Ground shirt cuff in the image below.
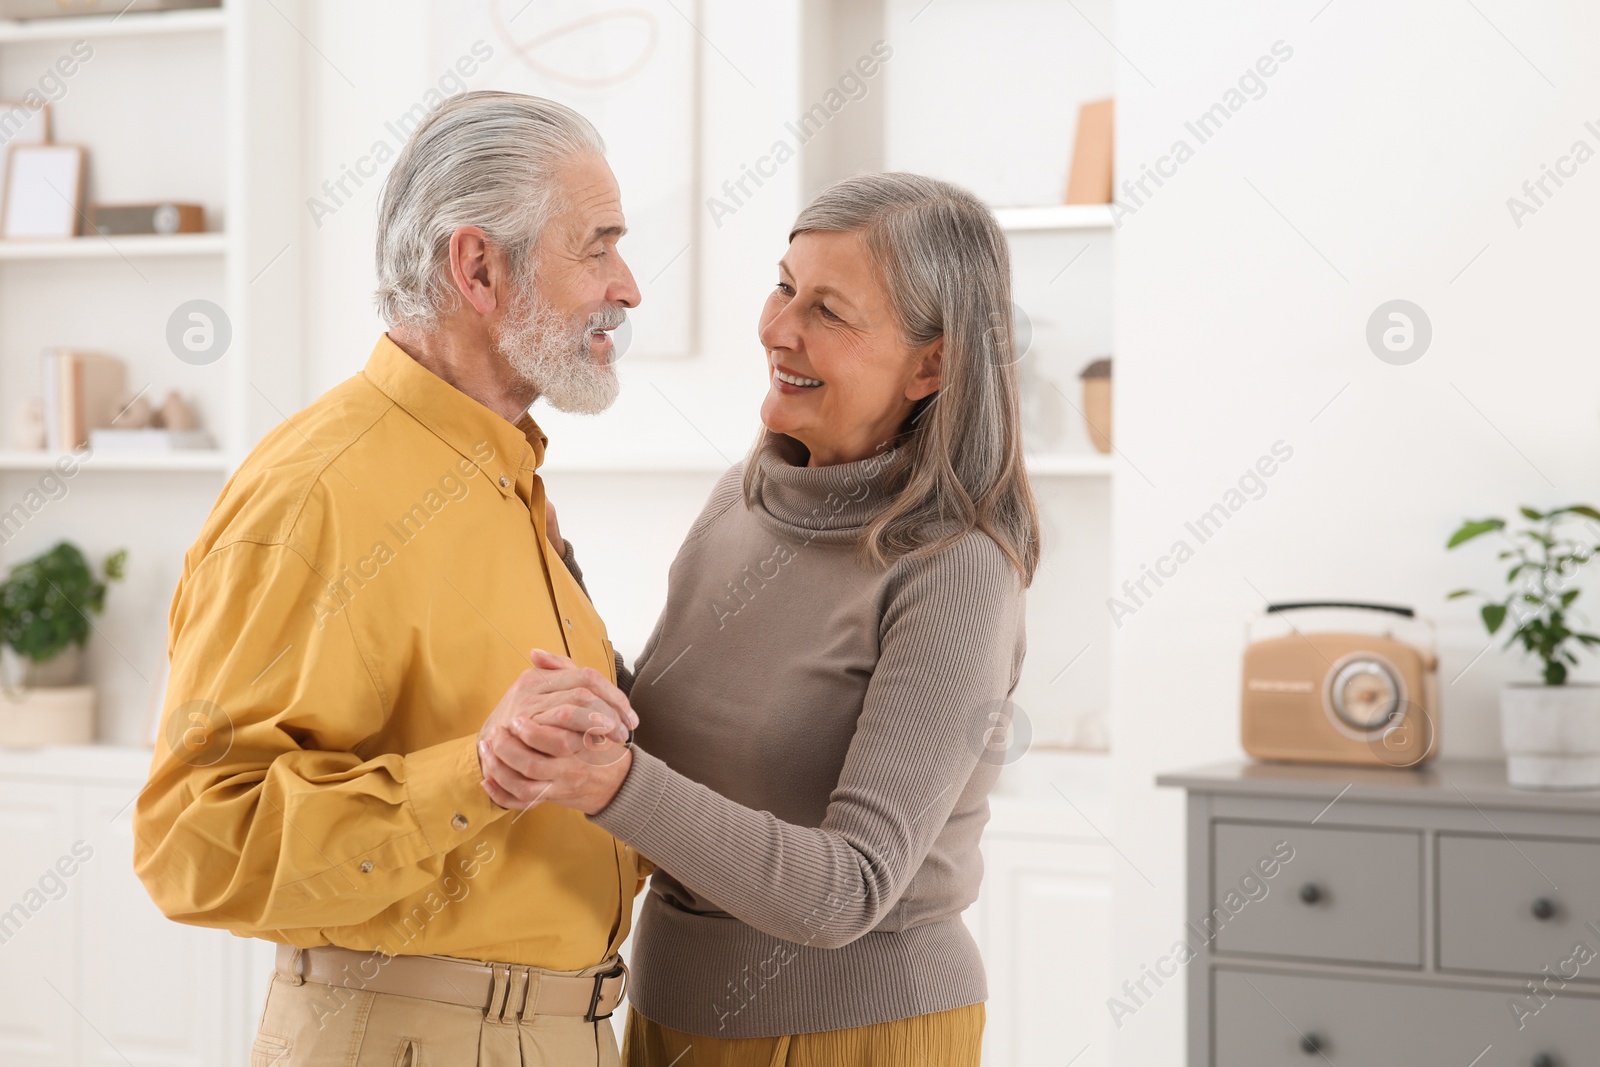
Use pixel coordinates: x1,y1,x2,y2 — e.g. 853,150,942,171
589,746,670,842
403,734,510,855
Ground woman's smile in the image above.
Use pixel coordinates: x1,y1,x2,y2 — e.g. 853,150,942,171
771,362,824,393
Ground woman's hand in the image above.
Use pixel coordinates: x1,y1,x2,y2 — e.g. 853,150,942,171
479,649,636,814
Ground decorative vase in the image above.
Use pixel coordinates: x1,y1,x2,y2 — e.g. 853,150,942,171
1500,683,1600,790
0,646,94,748
1079,357,1112,454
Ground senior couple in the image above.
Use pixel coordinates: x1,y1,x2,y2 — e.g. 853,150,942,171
134,91,1037,1067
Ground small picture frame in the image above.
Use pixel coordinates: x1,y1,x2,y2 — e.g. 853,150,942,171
0,99,50,145
2,142,86,240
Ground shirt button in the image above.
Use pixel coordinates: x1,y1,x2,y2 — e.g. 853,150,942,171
451,813,469,831
359,861,374,874
499,474,510,488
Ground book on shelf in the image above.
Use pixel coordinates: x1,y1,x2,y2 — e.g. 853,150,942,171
40,348,125,452
87,428,212,453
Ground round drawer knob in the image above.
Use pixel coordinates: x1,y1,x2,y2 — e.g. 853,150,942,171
1300,1032,1324,1055
1531,1054,1556,1067
1532,898,1558,921
1299,883,1323,905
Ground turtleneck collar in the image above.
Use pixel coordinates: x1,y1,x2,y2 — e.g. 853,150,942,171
749,434,904,544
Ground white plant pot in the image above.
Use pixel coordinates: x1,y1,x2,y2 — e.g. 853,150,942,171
0,685,95,748
1,645,83,689
1500,683,1600,790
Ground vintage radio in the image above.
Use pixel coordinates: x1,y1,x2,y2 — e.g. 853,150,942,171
88,202,205,237
1241,601,1439,768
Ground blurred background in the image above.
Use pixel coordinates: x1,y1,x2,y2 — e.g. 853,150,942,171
1,0,1596,1064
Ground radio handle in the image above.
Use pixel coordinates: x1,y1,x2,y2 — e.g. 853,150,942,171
1266,601,1414,618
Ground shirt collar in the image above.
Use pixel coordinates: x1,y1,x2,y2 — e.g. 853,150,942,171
362,334,546,498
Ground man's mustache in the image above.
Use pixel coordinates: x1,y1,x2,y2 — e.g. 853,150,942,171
587,305,628,332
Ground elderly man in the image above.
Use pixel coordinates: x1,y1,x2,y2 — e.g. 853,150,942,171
134,91,643,1066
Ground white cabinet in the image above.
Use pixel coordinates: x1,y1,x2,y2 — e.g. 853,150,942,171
0,746,269,1067
0,778,78,1066
971,751,1115,1067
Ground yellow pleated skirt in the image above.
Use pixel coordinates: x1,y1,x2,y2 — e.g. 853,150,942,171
621,1002,984,1067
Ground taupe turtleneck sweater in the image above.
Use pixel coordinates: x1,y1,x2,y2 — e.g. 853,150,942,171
589,435,1027,1038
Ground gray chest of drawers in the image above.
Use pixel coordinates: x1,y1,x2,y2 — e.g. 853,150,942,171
1158,761,1600,1067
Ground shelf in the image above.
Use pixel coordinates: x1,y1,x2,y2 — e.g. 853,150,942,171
539,454,1113,477
992,204,1115,233
0,449,229,472
0,6,225,43
1025,453,1112,477
0,232,227,262
541,455,730,475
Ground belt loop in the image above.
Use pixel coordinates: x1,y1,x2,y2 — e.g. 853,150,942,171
507,967,531,1022
285,947,305,987
487,964,512,1023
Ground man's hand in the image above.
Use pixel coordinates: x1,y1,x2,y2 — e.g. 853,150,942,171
481,722,632,815
476,649,635,811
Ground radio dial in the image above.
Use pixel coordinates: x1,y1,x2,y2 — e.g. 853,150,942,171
1329,657,1402,731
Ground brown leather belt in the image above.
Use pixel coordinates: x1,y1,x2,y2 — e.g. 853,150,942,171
275,944,626,1022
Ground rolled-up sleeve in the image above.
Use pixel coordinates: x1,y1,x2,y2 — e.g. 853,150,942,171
133,539,508,935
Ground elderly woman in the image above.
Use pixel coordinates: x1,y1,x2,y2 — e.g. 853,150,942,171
481,172,1040,1066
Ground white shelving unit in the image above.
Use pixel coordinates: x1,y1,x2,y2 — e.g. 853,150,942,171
0,233,229,261
993,203,1115,232
0,448,228,472
0,6,227,42
0,0,304,756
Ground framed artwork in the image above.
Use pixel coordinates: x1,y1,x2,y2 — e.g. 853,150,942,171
429,0,701,358
0,100,51,198
2,143,85,239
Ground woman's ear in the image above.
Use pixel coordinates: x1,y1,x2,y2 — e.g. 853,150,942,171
905,339,943,402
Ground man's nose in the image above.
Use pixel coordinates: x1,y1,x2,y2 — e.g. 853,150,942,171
610,254,641,309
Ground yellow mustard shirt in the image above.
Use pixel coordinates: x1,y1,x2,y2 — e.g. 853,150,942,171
133,335,643,969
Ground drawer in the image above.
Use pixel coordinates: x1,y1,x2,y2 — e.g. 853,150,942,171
1439,833,1600,979
1215,968,1600,1066
1210,822,1421,966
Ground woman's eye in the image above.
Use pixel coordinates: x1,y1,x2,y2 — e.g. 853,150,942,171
819,304,840,321
775,282,795,296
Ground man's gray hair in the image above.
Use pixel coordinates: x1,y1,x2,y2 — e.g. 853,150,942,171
374,91,605,330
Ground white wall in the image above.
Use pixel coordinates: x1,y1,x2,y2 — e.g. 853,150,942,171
298,0,811,656
1110,0,1600,1061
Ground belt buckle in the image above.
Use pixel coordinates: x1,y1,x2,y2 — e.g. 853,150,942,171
583,962,626,1023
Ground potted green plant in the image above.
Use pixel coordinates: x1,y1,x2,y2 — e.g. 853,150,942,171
1448,505,1600,789
0,541,126,748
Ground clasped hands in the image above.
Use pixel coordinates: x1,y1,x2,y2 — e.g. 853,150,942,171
476,649,638,815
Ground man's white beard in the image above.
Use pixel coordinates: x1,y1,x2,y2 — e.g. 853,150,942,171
499,290,624,415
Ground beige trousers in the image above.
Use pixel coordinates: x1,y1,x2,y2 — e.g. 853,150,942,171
250,970,622,1067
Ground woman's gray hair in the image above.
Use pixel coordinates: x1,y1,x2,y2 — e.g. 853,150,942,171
746,172,1042,584
374,91,605,330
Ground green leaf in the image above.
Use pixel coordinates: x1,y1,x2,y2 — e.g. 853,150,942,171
1448,519,1505,548
1560,505,1600,522
1447,589,1477,600
1520,506,1545,521
1482,603,1508,634
1562,589,1581,607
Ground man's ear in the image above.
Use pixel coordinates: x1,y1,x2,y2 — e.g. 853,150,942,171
448,226,503,317
906,338,943,402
